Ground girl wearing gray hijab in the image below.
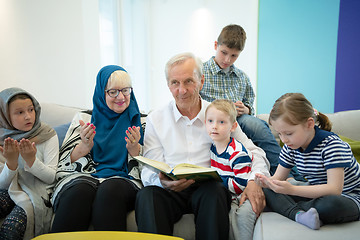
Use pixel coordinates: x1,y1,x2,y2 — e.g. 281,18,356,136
0,87,59,240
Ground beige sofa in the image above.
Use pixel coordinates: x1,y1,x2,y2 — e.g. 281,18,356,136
38,103,360,240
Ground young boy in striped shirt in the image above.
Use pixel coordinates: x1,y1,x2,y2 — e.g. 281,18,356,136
205,99,256,240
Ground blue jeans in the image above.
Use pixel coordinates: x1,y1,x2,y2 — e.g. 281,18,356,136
229,198,256,240
237,114,303,180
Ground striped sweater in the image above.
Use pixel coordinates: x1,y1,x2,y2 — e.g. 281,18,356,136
210,137,252,196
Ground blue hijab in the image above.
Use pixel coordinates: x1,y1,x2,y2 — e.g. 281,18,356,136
91,65,143,178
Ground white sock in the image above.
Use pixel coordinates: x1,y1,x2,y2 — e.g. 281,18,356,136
295,208,321,230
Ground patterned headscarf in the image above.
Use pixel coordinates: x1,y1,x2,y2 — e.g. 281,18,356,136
0,87,56,145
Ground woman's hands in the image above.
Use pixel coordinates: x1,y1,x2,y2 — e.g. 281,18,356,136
70,122,141,161
70,120,96,162
0,137,37,169
79,120,96,149
125,126,141,156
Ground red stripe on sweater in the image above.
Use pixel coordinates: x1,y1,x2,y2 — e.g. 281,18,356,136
233,166,251,175
232,181,243,195
211,159,232,172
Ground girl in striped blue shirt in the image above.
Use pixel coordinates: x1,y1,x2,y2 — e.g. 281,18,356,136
255,93,360,230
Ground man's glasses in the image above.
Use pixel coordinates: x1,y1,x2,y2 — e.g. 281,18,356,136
105,87,132,98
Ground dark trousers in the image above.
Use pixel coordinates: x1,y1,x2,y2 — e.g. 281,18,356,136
51,178,138,232
135,181,231,240
263,188,360,224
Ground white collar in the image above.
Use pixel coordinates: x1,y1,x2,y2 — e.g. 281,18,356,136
171,98,206,125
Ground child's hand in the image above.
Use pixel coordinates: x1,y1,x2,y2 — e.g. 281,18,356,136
256,173,294,194
125,126,141,156
234,101,250,116
0,137,20,170
19,138,37,168
267,179,294,195
255,173,273,188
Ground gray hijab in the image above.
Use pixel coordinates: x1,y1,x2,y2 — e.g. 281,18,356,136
0,87,56,145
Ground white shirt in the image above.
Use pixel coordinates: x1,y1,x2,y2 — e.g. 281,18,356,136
141,98,270,187
0,135,58,189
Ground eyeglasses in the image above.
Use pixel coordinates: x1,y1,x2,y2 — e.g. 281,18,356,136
105,87,132,98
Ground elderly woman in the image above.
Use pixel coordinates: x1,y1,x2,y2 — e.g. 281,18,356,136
51,65,143,232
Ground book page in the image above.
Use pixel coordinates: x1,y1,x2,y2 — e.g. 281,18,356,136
134,156,172,173
172,163,216,175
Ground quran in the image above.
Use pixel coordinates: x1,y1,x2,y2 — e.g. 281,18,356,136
134,156,221,182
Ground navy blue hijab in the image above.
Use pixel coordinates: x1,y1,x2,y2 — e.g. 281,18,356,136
91,65,143,178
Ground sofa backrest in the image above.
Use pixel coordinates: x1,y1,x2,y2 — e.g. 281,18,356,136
257,110,360,141
40,102,85,127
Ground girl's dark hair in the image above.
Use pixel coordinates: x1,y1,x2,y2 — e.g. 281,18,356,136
269,93,332,131
9,94,32,105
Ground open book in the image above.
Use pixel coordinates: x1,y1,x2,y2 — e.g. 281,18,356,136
134,156,221,182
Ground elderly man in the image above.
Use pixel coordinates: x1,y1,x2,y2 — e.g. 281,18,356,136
135,52,269,240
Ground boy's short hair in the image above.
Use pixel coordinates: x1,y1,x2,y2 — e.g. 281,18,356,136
217,24,246,51
206,99,237,123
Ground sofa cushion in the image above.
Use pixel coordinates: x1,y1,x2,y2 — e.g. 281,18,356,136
54,122,71,147
253,212,360,240
327,110,360,141
40,102,84,127
339,136,360,163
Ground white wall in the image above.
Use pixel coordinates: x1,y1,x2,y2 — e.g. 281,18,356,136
0,0,101,109
0,0,258,112
143,0,259,111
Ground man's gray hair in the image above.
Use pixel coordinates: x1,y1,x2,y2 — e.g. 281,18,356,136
165,52,203,82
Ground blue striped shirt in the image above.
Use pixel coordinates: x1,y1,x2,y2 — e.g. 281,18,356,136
280,126,360,210
200,57,255,115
